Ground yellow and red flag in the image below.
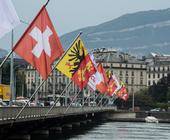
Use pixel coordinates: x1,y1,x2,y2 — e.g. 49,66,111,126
116,81,129,101
56,37,96,90
106,70,117,96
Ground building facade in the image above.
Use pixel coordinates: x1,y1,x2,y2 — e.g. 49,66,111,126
94,48,147,95
24,49,170,97
146,53,170,86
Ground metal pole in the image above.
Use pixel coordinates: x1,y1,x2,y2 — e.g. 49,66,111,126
132,91,134,112
10,30,14,105
14,79,46,120
65,83,68,106
0,68,2,84
45,81,72,116
35,71,39,106
52,69,56,100
14,32,82,121
83,90,99,106
21,83,24,97
97,92,108,107
64,90,81,114
0,50,14,69
102,94,117,107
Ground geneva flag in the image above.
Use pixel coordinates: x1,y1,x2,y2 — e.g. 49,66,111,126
56,37,96,90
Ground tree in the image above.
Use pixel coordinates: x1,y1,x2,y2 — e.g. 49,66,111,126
148,74,169,103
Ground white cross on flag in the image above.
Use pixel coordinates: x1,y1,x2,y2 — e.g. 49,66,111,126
0,0,20,38
14,6,64,80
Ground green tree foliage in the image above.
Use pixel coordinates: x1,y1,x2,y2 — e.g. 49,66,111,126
148,74,170,103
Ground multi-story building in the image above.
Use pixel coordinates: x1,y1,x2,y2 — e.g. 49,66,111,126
93,48,147,95
24,48,170,97
146,53,170,86
25,65,81,99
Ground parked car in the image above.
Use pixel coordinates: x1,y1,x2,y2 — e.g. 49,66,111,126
11,99,30,107
150,108,161,112
0,99,7,107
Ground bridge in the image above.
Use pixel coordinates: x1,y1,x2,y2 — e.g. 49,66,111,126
0,106,116,140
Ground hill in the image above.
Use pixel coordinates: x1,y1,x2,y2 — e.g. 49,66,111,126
61,8,170,56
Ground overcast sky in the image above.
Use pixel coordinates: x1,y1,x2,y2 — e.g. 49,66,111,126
1,0,170,50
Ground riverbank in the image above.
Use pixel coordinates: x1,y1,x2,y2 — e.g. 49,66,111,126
106,110,170,123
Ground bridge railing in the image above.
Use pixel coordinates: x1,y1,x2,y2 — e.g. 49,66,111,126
0,106,116,122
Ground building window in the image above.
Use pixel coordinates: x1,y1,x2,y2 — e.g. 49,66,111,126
126,71,128,76
158,73,160,78
28,72,30,77
59,78,61,83
148,80,150,86
140,79,143,85
120,64,122,67
140,64,143,68
126,78,128,84
119,71,122,76
111,63,113,68
140,71,143,77
158,67,160,71
153,74,155,79
132,71,134,76
132,64,134,68
131,78,134,85
162,73,165,77
149,67,151,72
163,67,165,71
148,74,150,79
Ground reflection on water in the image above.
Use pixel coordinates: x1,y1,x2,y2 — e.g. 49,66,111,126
68,122,170,140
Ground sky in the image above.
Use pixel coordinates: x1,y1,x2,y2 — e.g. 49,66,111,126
1,0,170,50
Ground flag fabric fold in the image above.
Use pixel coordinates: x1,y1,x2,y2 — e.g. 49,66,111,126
106,70,117,96
116,81,129,101
95,64,108,93
14,6,64,80
0,0,20,38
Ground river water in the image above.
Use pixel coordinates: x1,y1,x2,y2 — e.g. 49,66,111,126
67,122,170,140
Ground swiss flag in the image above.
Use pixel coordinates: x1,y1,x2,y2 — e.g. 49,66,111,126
96,64,108,94
14,6,64,80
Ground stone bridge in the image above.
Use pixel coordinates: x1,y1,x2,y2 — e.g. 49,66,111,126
0,106,116,139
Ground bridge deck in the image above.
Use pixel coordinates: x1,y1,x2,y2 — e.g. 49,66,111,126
0,106,115,125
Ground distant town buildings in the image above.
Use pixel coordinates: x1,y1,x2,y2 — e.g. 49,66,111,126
93,48,147,95
23,48,170,97
145,52,170,86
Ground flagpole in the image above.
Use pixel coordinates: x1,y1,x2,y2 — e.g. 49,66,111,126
13,32,83,122
0,1,51,69
44,32,83,116
97,92,108,107
10,30,14,105
64,90,81,114
45,81,72,116
100,94,117,110
44,0,50,7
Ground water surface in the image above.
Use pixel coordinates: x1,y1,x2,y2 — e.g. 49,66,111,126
69,122,170,140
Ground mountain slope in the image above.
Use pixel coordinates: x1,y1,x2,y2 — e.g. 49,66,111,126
61,8,170,55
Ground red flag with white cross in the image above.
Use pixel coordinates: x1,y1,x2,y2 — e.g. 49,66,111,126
14,6,64,80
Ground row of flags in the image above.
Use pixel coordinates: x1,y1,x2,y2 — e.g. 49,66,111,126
0,1,128,101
